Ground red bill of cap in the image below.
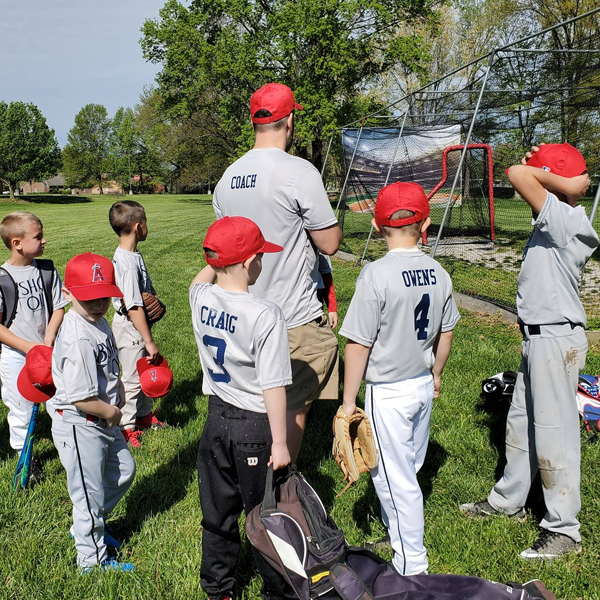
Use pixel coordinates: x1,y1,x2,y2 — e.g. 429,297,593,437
374,182,430,227
250,83,303,124
203,216,283,268
505,143,587,176
136,356,173,398
64,252,123,301
17,345,55,403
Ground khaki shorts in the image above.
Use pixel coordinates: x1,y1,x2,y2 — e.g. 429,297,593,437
286,314,340,411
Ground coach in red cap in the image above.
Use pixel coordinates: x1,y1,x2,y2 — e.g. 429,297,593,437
212,83,342,461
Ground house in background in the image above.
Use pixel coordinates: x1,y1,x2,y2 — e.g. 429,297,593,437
21,174,66,194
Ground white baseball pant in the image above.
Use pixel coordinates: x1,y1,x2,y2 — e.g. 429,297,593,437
112,312,152,429
365,371,434,576
1,349,31,452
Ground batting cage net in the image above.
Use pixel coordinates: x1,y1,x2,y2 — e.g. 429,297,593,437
327,8,600,326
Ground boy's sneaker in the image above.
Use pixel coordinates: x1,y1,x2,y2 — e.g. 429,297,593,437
459,500,526,520
80,559,135,574
70,525,121,549
135,411,166,430
122,428,143,448
519,530,581,561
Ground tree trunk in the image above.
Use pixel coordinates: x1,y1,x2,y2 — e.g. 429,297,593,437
312,138,323,173
8,182,14,200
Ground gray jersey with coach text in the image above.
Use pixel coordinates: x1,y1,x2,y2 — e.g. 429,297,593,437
517,192,599,326
112,247,153,312
213,148,338,329
52,310,121,417
340,248,460,384
190,283,292,413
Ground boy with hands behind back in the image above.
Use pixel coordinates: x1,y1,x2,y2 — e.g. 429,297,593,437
190,216,294,600
340,182,459,577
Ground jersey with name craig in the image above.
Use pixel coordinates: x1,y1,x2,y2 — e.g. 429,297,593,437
340,248,460,384
112,247,153,312
190,282,292,413
0,260,68,354
213,147,338,329
52,310,121,416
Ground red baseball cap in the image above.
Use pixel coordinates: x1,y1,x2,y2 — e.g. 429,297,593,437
137,356,173,398
64,253,123,301
203,217,283,268
506,143,587,176
250,83,303,124
374,182,431,227
17,345,55,403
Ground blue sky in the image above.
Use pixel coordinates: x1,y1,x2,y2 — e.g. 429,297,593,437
0,0,167,146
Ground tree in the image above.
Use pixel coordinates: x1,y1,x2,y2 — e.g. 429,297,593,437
141,0,441,171
62,104,111,192
110,106,137,193
0,102,61,199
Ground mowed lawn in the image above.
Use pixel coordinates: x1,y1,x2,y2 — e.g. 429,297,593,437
0,194,599,600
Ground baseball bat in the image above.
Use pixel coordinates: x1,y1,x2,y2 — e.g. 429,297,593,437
12,403,40,491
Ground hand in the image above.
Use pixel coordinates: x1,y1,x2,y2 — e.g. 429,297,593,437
268,441,291,470
433,373,441,399
342,400,357,416
328,311,338,329
521,143,545,164
145,341,160,363
44,332,56,347
564,173,590,202
106,406,122,428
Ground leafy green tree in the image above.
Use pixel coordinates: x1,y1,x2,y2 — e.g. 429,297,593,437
110,106,138,193
0,102,61,199
141,0,439,170
63,104,111,193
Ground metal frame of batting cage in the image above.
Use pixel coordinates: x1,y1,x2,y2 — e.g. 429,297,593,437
322,6,600,265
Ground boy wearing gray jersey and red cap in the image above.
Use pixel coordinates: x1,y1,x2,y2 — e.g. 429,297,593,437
461,143,598,561
340,182,460,576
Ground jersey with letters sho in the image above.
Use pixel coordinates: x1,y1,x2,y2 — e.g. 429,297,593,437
212,148,338,329
517,192,599,326
340,248,460,384
190,282,292,413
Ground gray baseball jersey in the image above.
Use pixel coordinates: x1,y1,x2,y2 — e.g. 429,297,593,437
340,248,460,384
190,282,292,413
111,247,153,312
213,148,338,329
0,260,67,354
517,192,599,326
52,310,121,419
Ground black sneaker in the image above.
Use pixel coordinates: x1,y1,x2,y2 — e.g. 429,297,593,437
519,530,581,561
459,500,526,520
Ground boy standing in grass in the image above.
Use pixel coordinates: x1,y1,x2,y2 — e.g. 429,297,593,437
51,252,135,573
190,216,294,600
340,182,459,576
0,211,67,460
461,143,598,560
109,200,163,448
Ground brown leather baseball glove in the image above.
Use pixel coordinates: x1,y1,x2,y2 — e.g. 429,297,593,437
142,292,166,324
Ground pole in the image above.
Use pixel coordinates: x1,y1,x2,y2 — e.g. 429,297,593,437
335,125,364,216
321,134,334,177
432,51,497,258
589,179,600,225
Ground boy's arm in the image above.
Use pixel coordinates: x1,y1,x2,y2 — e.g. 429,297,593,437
342,340,371,415
44,308,65,347
127,307,160,363
0,320,37,354
190,265,217,287
431,330,454,399
263,386,291,470
73,397,122,428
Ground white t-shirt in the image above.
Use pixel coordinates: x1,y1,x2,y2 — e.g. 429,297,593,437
52,310,121,416
112,247,153,312
213,148,338,329
0,260,68,356
190,282,292,413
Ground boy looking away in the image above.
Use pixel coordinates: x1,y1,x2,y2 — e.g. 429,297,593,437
0,211,67,453
190,216,293,600
109,201,162,448
340,182,460,576
461,143,598,561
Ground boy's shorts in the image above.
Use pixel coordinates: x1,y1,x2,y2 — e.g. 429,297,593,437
286,314,339,411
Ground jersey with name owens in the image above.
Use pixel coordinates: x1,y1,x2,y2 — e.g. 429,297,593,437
340,248,460,384
213,148,338,329
190,282,292,413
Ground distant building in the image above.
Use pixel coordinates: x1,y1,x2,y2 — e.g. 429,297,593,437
21,174,66,194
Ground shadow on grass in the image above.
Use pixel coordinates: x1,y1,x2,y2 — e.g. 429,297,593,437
18,194,93,204
175,196,214,205
157,371,203,428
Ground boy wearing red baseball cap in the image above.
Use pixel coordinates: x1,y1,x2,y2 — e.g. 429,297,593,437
190,216,294,600
51,253,135,573
461,144,599,561
339,182,460,576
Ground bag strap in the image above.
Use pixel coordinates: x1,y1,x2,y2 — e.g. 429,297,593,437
329,563,375,600
261,465,277,516
36,259,54,321
0,267,18,329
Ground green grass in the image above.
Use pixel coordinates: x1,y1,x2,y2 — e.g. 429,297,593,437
1,194,600,600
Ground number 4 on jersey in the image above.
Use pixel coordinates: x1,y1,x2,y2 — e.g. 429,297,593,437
414,293,430,340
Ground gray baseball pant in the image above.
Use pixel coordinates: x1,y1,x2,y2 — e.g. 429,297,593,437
112,312,153,429
488,323,587,542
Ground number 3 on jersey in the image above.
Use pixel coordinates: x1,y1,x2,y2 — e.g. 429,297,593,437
202,335,231,383
414,293,430,340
